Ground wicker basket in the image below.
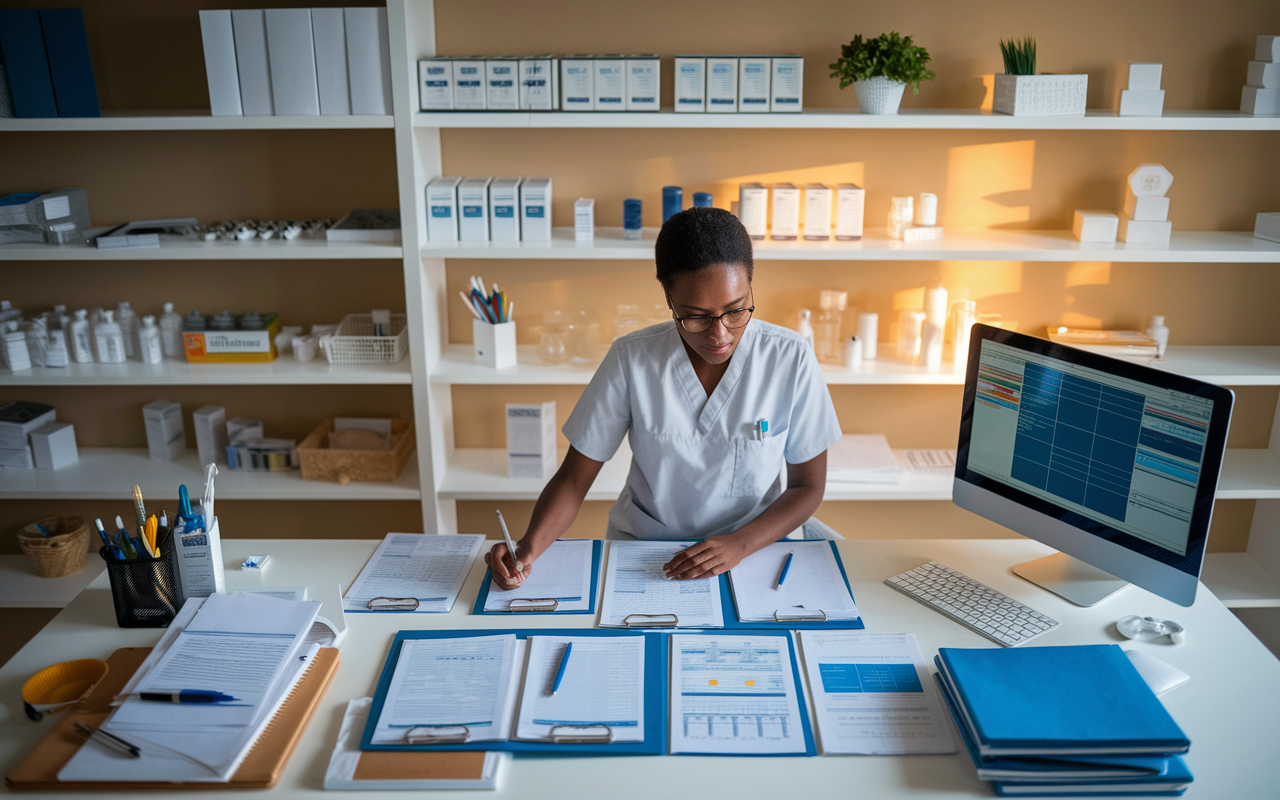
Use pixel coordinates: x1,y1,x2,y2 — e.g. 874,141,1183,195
298,417,415,484
18,517,90,578
321,313,409,365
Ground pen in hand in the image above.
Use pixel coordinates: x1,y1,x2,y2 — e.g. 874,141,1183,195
495,509,524,575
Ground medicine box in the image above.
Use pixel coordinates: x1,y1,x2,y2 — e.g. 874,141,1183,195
770,183,800,240
193,405,228,466
1254,212,1280,244
770,56,803,112
507,401,557,479
0,401,56,450
626,55,660,111
803,184,832,240
737,55,771,112
29,421,77,470
426,176,461,242
1120,217,1172,245
143,399,185,462
458,176,492,241
706,56,738,113
183,314,281,362
1073,210,1119,243
560,55,594,111
738,183,768,239
485,58,519,110
418,58,453,110
1123,194,1170,221
574,197,594,241
835,184,865,240
674,55,706,112
520,56,558,110
489,177,522,241
520,177,553,241
453,58,486,110
593,56,625,111
173,516,225,599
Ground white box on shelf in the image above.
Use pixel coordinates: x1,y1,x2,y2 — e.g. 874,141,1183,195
474,319,516,369
1073,210,1120,243
312,8,350,115
426,176,461,242
193,404,228,466
344,7,392,115
625,55,660,112
458,177,492,242
489,177,522,241
1257,35,1280,63
1121,217,1173,245
1255,212,1280,243
737,55,771,112
835,184,865,240
520,177,552,241
453,58,486,110
1122,61,1163,90
738,183,768,239
560,56,594,111
674,55,706,112
0,402,55,450
1119,89,1164,116
574,197,594,241
0,446,34,468
803,183,832,241
29,421,77,470
485,58,519,111
1248,61,1280,89
230,9,273,115
198,10,242,116
706,56,738,113
143,398,185,462
264,8,320,116
593,56,625,111
992,73,1088,116
770,183,800,240
1123,194,1170,221
418,58,454,110
519,56,557,110
770,55,803,112
1241,86,1280,115
506,401,556,479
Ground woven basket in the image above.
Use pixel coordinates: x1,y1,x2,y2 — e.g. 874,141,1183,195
17,517,90,578
297,417,415,484
853,77,907,115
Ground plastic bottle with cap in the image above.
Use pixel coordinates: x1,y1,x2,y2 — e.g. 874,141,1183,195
138,315,163,364
238,310,264,330
115,301,139,360
94,310,126,363
209,310,236,331
183,309,208,331
70,309,93,363
1146,315,1169,360
813,289,848,364
159,302,184,358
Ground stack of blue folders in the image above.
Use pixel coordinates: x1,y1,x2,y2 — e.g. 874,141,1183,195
934,645,1192,797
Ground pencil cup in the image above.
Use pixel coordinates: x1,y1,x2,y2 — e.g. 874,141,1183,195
99,532,184,628
474,319,517,369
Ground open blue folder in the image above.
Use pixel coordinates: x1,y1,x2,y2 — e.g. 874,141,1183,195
721,541,865,630
472,540,603,615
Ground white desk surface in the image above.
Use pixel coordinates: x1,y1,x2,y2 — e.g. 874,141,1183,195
0,555,104,609
1,537,1278,799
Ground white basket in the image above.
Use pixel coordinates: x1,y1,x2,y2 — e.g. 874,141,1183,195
321,313,409,365
853,77,907,115
993,74,1088,116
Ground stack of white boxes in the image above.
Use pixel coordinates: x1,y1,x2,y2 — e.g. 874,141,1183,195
673,55,803,113
0,401,67,469
1117,62,1164,116
1121,164,1174,245
559,55,660,112
426,176,552,242
1241,36,1280,116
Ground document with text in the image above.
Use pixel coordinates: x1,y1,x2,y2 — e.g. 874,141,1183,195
728,541,861,622
484,539,595,612
599,541,723,628
344,533,485,613
515,635,645,743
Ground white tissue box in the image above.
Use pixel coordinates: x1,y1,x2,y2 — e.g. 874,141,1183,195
1073,210,1119,243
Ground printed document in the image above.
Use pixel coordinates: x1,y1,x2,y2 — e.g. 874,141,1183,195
728,541,861,622
344,533,485,612
515,635,645,743
599,541,723,628
484,538,594,612
371,635,520,744
799,631,956,754
669,634,808,755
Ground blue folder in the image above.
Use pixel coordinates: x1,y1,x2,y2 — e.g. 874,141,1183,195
0,9,58,118
721,541,865,630
362,627,668,755
472,540,602,615
39,8,99,118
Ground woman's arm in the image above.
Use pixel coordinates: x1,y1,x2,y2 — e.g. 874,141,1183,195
662,450,827,580
485,446,604,589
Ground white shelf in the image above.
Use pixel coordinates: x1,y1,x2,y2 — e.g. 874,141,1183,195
431,345,1280,387
415,108,1280,131
0,555,103,608
420,227,1280,263
0,358,411,386
1216,449,1280,500
0,109,394,131
1203,553,1280,608
0,238,402,261
0,448,421,501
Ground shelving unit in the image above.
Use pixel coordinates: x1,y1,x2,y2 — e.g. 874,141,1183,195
0,109,394,131
0,359,411,386
0,239,402,261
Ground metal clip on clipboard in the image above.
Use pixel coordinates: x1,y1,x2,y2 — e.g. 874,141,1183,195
404,724,471,744
505,598,559,612
774,608,827,622
367,597,420,611
622,613,678,628
548,724,614,743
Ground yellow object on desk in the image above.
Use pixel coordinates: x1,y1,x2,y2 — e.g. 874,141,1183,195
22,659,109,722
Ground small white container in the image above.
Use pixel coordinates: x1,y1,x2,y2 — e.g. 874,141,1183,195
485,58,519,110
916,193,938,226
888,196,914,240
770,55,803,112
625,55,660,111
458,176,492,242
738,183,768,239
1146,315,1170,360
993,74,1088,116
29,421,77,470
674,55,706,112
737,55,771,112
853,77,906,114
770,183,800,240
452,58,486,110
138,315,163,364
292,334,318,361
706,56,738,113
1241,86,1280,115
1128,164,1174,197
897,310,926,363
1121,217,1172,245
426,176,461,242
520,177,553,241
489,177,522,241
1123,194,1170,222
1248,61,1280,89
143,398,185,461
844,336,863,370
574,197,594,241
857,312,879,360
1257,35,1280,63
1072,210,1119,243
193,404,228,466
593,56,625,111
418,58,453,110
1119,89,1164,116
835,184,865,240
560,56,594,111
93,310,126,364
474,319,516,369
803,184,832,241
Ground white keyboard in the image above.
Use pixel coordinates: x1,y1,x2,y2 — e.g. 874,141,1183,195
885,561,1060,647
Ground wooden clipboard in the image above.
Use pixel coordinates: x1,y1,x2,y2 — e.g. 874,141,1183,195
6,645,339,791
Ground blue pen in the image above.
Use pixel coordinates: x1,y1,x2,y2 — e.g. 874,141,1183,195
550,642,572,695
137,690,239,704
93,518,111,549
776,551,794,590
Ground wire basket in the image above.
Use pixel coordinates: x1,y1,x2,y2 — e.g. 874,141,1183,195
100,531,184,628
18,517,90,578
321,313,409,365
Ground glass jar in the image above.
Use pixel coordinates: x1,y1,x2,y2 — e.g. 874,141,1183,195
568,310,603,363
613,304,644,341
536,310,570,365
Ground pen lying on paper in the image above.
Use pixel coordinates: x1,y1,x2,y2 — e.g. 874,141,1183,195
131,690,240,704
74,721,141,758
775,551,794,590
550,642,572,696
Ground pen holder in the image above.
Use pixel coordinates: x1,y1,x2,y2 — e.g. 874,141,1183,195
99,531,184,628
474,319,517,369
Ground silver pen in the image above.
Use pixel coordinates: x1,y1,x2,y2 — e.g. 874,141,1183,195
495,509,524,574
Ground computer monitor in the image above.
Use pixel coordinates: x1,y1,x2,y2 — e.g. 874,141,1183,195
954,325,1234,607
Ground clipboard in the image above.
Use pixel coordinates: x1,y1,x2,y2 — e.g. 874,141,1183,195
721,541,865,630
5,645,339,790
471,540,603,615
361,628,668,756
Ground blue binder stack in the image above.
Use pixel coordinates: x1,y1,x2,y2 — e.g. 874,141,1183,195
934,645,1193,797
0,7,99,118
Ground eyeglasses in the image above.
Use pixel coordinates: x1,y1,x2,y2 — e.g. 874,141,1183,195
667,292,755,334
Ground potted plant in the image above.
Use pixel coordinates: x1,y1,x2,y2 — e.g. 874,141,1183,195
992,36,1088,116
829,32,935,115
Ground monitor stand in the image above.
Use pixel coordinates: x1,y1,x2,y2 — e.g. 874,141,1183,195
1012,552,1129,607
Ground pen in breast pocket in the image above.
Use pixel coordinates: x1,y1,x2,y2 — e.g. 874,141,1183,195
754,419,769,440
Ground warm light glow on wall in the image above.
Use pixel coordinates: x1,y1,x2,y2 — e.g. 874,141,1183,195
938,260,1024,299
944,140,1036,228
1058,310,1106,329
1064,261,1113,288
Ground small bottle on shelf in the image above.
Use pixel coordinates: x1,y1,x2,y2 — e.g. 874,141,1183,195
1146,315,1170,360
115,301,139,360
70,309,94,363
813,289,848,364
94,310,126,363
160,302,184,358
139,315,163,364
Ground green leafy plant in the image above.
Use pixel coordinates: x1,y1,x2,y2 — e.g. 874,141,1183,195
829,32,936,95
1000,36,1037,75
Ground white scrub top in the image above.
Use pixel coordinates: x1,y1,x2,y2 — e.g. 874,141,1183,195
563,319,842,540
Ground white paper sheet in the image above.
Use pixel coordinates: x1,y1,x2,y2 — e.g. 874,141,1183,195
343,533,485,612
799,631,956,755
484,539,595,612
515,635,645,743
728,542,861,622
370,635,519,744
826,433,903,484
669,634,808,755
599,541,723,628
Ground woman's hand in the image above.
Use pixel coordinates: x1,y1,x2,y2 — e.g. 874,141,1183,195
485,542,531,590
663,535,747,580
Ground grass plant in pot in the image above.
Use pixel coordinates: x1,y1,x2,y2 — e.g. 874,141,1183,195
830,32,934,114
992,36,1088,116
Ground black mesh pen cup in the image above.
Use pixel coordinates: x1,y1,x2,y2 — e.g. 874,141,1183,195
99,530,184,628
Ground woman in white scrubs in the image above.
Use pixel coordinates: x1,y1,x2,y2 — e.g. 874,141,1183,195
487,208,842,588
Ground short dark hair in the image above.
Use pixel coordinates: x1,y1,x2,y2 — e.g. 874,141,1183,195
654,207,753,292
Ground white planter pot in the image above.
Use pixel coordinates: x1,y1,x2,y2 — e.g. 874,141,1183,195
853,77,907,115
993,73,1088,116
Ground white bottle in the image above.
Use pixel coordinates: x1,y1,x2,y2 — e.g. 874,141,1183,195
116,302,139,360
857,312,879,360
1146,315,1170,360
921,280,948,371
813,289,848,364
797,309,815,349
95,310,126,363
949,300,977,371
70,309,94,363
139,315,163,364
845,336,863,370
159,302,184,359
45,329,69,367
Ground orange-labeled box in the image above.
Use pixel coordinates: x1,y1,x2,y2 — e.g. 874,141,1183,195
184,314,282,362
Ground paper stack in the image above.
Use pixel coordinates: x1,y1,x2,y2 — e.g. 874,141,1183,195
1241,35,1280,115
1047,327,1158,364
826,433,903,484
